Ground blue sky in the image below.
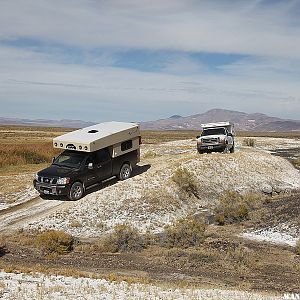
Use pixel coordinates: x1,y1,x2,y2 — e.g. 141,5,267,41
0,0,300,122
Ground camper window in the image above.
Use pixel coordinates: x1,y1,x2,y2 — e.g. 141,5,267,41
121,140,133,151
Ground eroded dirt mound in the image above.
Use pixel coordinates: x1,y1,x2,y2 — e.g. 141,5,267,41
243,194,300,246
23,141,300,238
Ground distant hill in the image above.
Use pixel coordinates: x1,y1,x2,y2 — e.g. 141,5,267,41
140,109,300,131
1,109,300,131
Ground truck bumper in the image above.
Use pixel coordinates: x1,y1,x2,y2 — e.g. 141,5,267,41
33,180,70,196
197,144,226,153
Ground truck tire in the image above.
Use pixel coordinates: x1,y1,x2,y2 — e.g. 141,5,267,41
68,182,84,200
118,163,132,180
230,144,235,153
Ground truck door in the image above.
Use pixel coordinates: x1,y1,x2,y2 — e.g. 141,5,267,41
94,148,113,180
84,153,100,186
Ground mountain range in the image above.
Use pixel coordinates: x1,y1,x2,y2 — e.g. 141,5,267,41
1,109,300,131
140,109,300,131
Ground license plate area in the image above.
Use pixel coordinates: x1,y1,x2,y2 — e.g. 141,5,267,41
208,146,213,149
42,188,51,194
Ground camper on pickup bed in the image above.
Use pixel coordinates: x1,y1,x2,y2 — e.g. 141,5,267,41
33,122,141,200
196,122,235,154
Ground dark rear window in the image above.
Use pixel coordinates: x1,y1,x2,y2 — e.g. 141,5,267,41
121,140,133,151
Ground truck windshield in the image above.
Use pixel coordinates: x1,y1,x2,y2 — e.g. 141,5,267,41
201,128,226,136
53,151,86,168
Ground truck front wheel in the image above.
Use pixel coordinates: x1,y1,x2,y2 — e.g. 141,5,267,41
118,163,132,180
68,182,84,200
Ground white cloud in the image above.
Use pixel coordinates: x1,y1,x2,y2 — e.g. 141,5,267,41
0,1,300,121
0,44,299,121
1,0,300,59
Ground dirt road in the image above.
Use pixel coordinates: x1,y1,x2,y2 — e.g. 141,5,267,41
0,196,71,234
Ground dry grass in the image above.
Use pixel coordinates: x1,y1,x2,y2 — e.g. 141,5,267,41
142,150,159,159
99,217,207,252
296,239,300,255
243,138,256,147
141,130,198,144
236,131,300,138
100,224,146,253
0,236,6,256
35,230,74,256
214,191,263,225
171,167,199,198
0,126,67,172
0,143,60,168
161,216,207,248
294,157,300,167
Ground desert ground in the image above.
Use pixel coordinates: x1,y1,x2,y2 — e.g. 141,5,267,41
0,126,299,299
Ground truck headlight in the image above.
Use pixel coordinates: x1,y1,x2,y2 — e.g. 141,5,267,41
57,177,70,185
34,174,39,181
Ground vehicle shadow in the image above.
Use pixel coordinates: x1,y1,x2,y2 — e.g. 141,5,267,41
40,164,151,201
85,163,151,196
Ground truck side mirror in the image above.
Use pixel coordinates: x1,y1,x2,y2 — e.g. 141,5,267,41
52,157,55,163
88,162,94,169
196,135,200,139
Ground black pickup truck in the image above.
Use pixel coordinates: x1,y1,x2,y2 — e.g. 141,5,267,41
33,147,139,200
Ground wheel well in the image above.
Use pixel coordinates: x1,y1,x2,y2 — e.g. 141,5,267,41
71,180,85,191
121,161,131,168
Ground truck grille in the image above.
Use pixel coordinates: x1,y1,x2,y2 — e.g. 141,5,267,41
201,137,219,144
38,176,57,184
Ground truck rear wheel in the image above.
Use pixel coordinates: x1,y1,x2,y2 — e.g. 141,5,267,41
118,163,132,180
68,182,84,200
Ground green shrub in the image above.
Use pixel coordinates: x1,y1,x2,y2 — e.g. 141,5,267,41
35,230,74,255
162,217,206,248
171,167,198,197
101,224,146,253
243,138,255,147
214,191,255,225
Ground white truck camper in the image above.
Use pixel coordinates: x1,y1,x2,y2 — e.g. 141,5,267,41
34,122,141,200
197,121,235,154
53,121,140,156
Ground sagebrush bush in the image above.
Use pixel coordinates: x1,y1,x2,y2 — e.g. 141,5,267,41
243,138,255,147
294,157,300,167
214,191,261,225
171,167,198,197
162,217,207,248
100,224,146,253
35,230,74,255
143,151,158,159
296,239,300,255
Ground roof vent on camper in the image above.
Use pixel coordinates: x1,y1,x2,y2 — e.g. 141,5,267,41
88,130,99,133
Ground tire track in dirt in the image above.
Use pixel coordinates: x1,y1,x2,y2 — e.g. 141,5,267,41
0,196,72,233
